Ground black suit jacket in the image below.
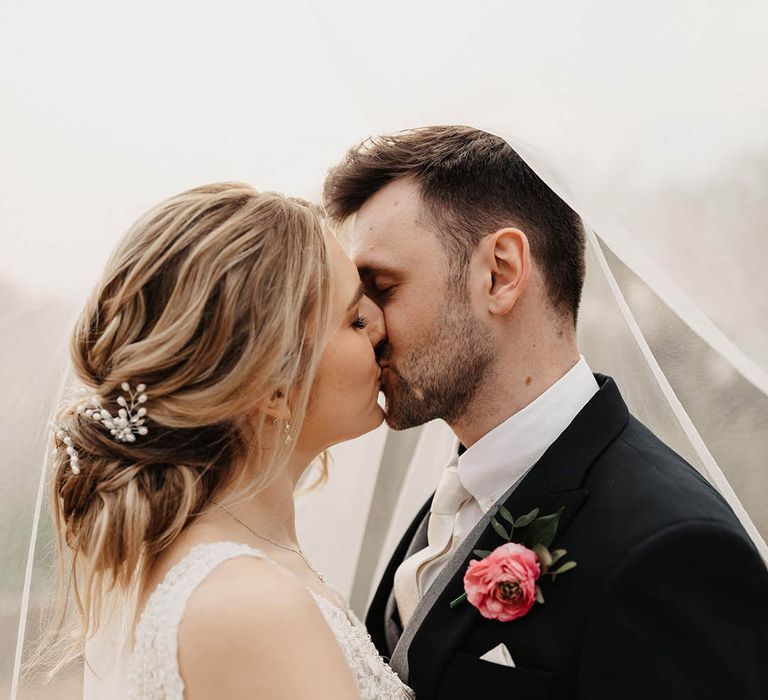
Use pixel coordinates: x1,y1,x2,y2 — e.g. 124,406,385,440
366,375,768,699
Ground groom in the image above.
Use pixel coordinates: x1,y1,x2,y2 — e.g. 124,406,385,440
324,126,768,699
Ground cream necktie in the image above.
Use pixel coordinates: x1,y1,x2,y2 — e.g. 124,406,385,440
393,460,472,627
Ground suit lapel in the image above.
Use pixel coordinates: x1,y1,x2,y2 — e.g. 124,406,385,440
392,375,629,695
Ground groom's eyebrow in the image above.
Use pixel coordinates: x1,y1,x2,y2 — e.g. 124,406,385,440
346,283,365,313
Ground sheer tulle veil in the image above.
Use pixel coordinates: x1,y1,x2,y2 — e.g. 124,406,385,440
6,133,767,697
3,3,767,697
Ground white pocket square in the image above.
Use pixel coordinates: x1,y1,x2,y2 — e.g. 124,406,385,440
479,642,516,668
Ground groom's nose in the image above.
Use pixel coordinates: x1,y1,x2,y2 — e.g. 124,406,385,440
361,296,387,350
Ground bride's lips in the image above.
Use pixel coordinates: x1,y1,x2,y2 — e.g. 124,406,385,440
378,364,393,391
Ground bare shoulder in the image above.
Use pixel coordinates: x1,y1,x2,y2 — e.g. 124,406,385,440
180,555,324,646
178,555,358,700
182,554,311,624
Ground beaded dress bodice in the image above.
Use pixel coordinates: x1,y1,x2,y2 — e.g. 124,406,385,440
125,541,414,699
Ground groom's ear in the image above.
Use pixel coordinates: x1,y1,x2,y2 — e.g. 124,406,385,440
481,227,530,316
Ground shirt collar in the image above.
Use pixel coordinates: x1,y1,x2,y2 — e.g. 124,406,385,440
457,356,599,513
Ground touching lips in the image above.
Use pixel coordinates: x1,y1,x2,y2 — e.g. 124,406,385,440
377,365,388,391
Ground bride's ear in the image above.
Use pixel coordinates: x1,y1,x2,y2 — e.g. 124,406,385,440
256,389,292,422
481,227,530,316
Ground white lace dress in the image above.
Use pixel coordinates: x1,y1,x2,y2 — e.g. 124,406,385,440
125,541,414,699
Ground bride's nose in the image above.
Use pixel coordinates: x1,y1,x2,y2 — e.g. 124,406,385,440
361,296,386,349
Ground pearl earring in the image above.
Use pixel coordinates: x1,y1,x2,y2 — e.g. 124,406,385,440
273,417,292,444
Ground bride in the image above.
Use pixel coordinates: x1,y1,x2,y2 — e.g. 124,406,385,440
39,183,414,698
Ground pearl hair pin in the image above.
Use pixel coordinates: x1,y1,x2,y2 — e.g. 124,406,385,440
54,424,81,475
54,382,151,475
81,382,149,443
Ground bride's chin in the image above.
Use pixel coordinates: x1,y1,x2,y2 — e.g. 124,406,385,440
365,403,386,430
355,403,386,437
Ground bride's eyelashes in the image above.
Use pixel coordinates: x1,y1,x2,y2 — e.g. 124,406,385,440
352,315,368,330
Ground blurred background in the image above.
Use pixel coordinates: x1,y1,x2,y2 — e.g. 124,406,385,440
2,0,766,696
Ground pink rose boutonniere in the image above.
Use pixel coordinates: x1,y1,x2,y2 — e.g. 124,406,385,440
464,542,541,621
450,506,577,622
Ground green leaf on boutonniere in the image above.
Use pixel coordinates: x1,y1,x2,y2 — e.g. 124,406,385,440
523,508,563,549
513,507,540,528
535,585,545,604
490,516,510,541
450,592,468,608
549,548,568,566
549,561,578,576
473,549,493,558
532,543,553,572
498,505,516,526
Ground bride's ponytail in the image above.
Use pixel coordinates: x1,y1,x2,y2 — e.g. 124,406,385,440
30,183,335,679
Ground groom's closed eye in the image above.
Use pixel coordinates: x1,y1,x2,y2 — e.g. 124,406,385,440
370,284,395,302
358,264,400,303
361,277,397,305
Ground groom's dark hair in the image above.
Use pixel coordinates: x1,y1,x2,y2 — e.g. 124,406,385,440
323,125,586,322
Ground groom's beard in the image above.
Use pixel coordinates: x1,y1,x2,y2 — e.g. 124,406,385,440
380,298,494,430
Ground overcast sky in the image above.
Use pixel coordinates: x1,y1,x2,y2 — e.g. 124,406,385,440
1,0,766,365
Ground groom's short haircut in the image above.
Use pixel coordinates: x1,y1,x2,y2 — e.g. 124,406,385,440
323,126,586,322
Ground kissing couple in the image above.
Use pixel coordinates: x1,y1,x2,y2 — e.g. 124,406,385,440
42,126,768,699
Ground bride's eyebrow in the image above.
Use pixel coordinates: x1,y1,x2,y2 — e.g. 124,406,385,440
346,282,365,314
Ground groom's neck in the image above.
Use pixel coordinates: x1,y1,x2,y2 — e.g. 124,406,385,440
450,330,580,449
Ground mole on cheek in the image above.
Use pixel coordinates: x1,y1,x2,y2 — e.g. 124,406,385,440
525,376,532,386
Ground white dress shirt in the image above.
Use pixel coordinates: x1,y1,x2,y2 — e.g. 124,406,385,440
419,356,599,593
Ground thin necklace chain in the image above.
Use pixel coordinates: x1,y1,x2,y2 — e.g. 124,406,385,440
213,501,325,582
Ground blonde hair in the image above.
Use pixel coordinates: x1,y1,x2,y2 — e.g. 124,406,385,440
33,182,334,677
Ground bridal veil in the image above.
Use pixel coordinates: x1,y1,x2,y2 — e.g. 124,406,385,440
2,1,766,695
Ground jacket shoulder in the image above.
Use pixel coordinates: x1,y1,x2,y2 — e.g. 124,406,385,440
582,415,752,547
